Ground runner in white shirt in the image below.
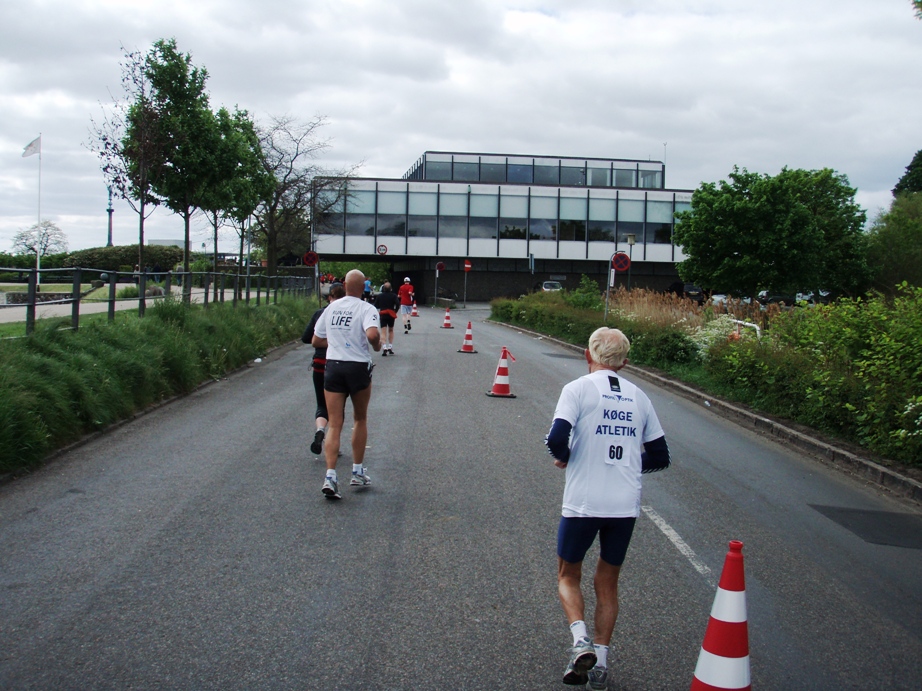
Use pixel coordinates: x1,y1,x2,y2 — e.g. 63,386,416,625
312,269,381,500
545,327,670,687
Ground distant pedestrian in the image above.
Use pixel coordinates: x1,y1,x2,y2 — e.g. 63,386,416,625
545,327,670,687
373,282,400,356
302,282,346,455
363,277,373,302
312,269,382,500
153,263,162,282
397,277,415,334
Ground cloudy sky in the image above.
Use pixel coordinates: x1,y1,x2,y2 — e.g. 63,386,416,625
2,0,921,254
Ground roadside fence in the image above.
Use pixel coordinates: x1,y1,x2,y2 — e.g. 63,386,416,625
0,266,314,335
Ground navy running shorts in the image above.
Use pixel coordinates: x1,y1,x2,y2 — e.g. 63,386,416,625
557,516,637,565
324,360,373,395
380,312,396,328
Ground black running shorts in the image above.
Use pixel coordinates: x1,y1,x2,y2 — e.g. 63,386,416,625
557,516,637,565
324,360,373,395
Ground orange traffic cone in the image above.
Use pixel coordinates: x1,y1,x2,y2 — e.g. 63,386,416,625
691,540,750,691
441,307,454,329
458,322,478,353
486,347,516,398
411,301,420,317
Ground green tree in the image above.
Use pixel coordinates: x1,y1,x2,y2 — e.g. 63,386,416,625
199,107,276,270
893,149,922,196
144,38,218,296
89,46,165,274
867,192,922,293
914,1,922,19
674,166,869,298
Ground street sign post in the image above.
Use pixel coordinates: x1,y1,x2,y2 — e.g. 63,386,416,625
463,259,472,307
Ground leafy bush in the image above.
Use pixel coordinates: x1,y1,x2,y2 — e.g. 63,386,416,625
563,275,604,310
491,284,922,466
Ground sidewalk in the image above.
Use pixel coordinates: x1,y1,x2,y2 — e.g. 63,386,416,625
0,287,236,325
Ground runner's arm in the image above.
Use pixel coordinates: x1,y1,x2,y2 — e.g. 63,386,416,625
641,436,670,473
545,418,572,465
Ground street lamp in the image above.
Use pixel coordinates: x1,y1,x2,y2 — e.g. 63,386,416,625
626,233,636,290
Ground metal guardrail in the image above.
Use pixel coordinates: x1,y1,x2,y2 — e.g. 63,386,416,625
0,266,314,335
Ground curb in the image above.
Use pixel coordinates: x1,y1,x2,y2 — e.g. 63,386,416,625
496,321,922,506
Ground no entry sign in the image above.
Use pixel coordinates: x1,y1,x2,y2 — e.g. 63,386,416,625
464,259,472,272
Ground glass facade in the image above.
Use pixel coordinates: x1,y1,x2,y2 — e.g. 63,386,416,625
316,180,689,252
404,151,665,191
314,153,693,264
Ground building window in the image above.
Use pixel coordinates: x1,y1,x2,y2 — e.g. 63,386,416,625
589,167,611,187
377,216,406,237
500,194,528,239
534,164,560,185
470,193,499,239
408,216,437,237
439,192,468,239
639,169,662,189
560,164,587,186
425,160,452,181
507,164,533,184
453,161,479,182
529,195,558,240
480,162,506,182
614,168,636,187
346,214,375,236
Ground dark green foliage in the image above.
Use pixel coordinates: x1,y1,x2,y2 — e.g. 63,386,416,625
0,297,314,474
64,245,183,272
866,192,922,293
674,166,870,298
563,275,604,310
893,149,922,196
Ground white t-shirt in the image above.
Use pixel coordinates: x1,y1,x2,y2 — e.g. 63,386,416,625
314,296,379,363
552,370,665,518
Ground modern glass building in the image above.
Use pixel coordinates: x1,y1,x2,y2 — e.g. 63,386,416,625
313,151,694,297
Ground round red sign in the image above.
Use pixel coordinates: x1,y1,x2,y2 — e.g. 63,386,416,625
464,260,472,272
303,251,319,267
612,252,631,272
436,261,446,271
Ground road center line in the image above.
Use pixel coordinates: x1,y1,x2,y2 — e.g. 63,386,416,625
641,505,716,588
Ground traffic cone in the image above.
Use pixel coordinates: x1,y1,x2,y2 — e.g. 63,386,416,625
691,540,750,691
411,301,419,317
486,347,516,398
458,322,478,353
441,307,454,329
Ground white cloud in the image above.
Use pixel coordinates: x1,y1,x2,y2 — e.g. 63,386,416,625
1,0,920,252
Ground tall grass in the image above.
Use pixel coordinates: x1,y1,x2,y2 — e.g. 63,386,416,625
0,296,314,475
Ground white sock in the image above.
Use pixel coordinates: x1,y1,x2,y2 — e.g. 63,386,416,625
569,620,589,645
326,469,337,481
594,644,609,668
352,463,364,475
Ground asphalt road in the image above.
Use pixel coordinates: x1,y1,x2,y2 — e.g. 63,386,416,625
1,305,920,689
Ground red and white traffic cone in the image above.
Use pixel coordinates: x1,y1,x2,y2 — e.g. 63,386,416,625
458,322,478,353
411,301,420,317
441,307,454,329
486,347,516,398
691,540,750,691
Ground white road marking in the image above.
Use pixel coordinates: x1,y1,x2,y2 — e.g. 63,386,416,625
641,505,716,588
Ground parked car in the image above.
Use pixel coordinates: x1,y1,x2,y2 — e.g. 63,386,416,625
668,281,704,304
542,281,563,292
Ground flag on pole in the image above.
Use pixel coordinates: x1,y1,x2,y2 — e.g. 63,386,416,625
22,135,41,158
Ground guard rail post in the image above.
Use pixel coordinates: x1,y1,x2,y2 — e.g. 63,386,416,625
71,267,82,331
26,269,37,335
108,272,117,322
